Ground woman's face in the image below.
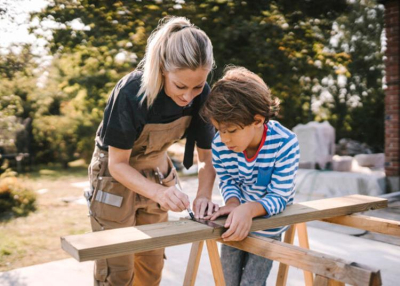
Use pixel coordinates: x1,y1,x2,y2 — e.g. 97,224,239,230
163,68,209,107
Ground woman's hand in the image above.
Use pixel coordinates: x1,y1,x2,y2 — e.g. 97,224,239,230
203,197,240,221
156,185,190,212
204,203,236,221
192,195,219,218
220,204,254,242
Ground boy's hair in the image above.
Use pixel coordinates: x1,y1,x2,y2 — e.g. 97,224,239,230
137,16,214,107
201,66,280,127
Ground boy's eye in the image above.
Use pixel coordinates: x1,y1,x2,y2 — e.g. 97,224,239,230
227,129,237,134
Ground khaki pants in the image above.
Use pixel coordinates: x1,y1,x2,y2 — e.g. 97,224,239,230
89,115,190,285
88,147,173,286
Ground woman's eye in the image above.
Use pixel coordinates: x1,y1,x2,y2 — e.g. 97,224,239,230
176,85,186,89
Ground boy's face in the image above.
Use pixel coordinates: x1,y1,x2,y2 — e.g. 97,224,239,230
163,68,209,107
211,118,264,153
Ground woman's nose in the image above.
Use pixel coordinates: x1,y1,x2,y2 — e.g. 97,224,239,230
183,90,197,101
182,91,192,101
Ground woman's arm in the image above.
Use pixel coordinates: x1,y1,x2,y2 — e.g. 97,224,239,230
108,146,190,212
192,147,218,218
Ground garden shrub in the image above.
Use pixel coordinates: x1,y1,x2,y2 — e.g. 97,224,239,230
0,177,36,218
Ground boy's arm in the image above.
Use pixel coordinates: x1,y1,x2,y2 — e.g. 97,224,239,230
257,135,300,217
220,135,299,242
212,142,242,202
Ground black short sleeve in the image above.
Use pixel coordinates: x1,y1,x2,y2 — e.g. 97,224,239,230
96,72,146,150
95,71,215,151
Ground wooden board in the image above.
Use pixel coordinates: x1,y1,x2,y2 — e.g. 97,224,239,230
321,214,400,237
61,195,387,262
221,235,381,286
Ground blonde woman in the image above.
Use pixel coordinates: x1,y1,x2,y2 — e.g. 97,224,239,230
87,17,218,285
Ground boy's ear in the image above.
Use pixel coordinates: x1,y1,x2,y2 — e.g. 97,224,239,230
253,114,265,127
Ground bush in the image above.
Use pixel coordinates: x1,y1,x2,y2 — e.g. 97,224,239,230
0,177,36,218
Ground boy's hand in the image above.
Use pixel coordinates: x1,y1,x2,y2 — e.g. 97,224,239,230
220,204,254,242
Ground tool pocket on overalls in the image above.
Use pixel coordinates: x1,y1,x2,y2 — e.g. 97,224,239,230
161,167,178,187
91,177,136,223
89,158,136,224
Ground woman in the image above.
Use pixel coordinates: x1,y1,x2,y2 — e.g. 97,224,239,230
87,17,218,285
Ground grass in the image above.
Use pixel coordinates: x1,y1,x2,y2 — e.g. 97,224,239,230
0,158,200,272
0,164,91,271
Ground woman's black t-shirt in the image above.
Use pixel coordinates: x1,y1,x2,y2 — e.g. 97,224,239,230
95,70,215,153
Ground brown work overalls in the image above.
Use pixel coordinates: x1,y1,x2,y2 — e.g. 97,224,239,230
88,116,192,286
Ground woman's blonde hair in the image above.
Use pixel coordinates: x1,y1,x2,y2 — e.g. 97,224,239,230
137,17,214,107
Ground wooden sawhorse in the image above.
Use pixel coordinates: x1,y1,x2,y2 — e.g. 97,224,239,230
184,214,400,286
183,222,314,286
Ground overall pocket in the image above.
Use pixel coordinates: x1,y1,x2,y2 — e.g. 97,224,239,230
90,176,136,223
161,168,178,187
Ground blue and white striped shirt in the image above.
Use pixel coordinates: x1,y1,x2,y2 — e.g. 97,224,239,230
212,120,300,237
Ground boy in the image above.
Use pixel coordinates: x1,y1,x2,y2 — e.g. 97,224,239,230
201,66,300,286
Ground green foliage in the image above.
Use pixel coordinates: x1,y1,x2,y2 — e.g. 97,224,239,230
321,0,385,151
0,176,36,219
0,0,385,168
0,45,38,157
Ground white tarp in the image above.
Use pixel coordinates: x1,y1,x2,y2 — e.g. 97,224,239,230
294,169,386,199
292,121,335,169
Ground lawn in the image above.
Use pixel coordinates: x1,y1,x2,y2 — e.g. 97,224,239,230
0,165,91,272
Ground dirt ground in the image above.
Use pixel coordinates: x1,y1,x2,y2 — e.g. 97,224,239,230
0,167,91,272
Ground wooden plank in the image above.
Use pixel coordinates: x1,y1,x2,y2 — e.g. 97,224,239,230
314,275,329,286
220,235,382,286
61,195,387,262
276,225,295,286
328,279,345,286
297,223,314,285
249,195,387,232
321,214,400,237
183,241,204,286
206,240,226,286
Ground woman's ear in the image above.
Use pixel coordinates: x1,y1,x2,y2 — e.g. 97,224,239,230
253,114,266,127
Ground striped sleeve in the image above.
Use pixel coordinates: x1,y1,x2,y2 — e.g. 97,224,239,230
212,141,242,203
257,134,300,217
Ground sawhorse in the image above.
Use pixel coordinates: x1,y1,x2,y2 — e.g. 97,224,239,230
183,219,388,286
183,222,315,286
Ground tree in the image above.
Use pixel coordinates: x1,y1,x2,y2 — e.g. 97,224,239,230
0,45,38,163
22,0,384,165
318,0,384,151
